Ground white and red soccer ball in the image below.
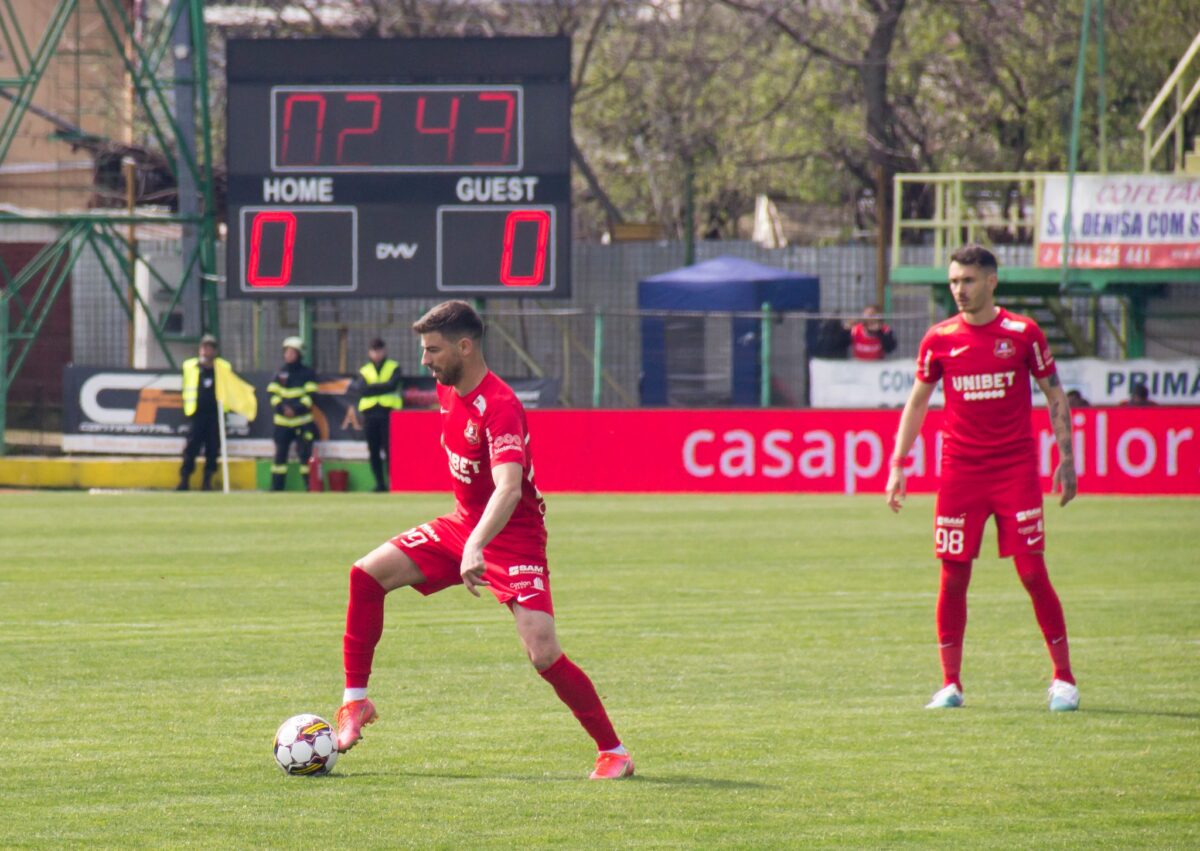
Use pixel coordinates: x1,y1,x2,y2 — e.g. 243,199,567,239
273,714,338,776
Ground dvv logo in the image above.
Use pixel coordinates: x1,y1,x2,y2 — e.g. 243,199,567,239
375,242,418,260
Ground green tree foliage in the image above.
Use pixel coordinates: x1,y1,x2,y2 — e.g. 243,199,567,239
202,0,1200,241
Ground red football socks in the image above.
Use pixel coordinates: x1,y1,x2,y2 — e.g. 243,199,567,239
343,565,387,689
539,654,621,751
1014,553,1074,684
936,560,972,688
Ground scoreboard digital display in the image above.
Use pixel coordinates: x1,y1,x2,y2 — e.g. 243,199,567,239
225,38,570,299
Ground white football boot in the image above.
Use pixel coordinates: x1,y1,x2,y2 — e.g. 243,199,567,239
925,684,964,709
1047,679,1080,712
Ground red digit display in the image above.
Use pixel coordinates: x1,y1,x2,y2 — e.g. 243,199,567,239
246,211,297,287
280,94,326,166
475,92,515,165
437,206,556,292
271,86,522,171
500,209,550,286
335,93,381,164
240,208,357,293
415,95,460,163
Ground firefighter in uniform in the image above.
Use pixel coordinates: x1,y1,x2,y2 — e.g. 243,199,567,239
268,336,319,491
354,337,403,492
177,333,224,491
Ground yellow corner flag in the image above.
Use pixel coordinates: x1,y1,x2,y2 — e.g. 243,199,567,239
215,359,259,421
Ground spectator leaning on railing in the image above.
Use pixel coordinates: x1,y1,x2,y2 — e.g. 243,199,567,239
850,304,898,360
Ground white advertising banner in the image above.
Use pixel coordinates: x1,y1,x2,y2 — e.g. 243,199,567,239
1037,174,1200,268
810,358,1200,408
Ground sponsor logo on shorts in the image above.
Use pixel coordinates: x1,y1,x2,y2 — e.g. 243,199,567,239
397,523,440,548
533,577,545,591
994,338,1016,359
1016,507,1043,522
507,564,546,577
464,419,480,445
516,591,541,603
510,580,532,591
936,515,966,528
1018,520,1045,535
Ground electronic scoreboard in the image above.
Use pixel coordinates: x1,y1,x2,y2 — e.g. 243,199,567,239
225,38,570,298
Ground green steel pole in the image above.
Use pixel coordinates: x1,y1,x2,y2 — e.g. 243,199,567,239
189,0,221,337
1096,0,1107,174
0,295,7,455
592,310,603,408
760,303,771,408
1062,0,1093,291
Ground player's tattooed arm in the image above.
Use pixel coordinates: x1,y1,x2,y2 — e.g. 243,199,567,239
1039,373,1077,506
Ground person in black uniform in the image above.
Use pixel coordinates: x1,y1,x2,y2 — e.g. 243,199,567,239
353,338,403,492
177,333,223,491
268,336,319,491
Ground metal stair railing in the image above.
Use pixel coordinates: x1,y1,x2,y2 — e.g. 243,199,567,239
1138,30,1200,172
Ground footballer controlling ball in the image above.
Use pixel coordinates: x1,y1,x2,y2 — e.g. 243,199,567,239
273,714,338,776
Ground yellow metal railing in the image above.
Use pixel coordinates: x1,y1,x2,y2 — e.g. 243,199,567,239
1138,30,1200,172
891,172,1049,267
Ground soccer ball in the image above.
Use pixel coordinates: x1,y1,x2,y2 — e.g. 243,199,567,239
273,714,338,776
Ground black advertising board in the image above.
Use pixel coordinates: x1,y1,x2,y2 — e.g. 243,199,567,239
61,367,560,454
225,38,571,299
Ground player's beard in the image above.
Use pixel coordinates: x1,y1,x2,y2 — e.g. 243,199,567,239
431,356,463,386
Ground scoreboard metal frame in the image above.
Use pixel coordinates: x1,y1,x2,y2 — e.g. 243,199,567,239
224,37,571,299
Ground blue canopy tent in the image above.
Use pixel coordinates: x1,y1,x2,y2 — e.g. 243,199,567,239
638,256,820,406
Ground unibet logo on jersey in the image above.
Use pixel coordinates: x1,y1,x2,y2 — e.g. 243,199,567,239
950,371,1018,400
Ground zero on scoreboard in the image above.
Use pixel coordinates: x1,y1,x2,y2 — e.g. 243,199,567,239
225,38,571,299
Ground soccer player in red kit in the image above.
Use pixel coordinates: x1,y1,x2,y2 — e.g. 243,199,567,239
885,244,1080,712
335,301,633,779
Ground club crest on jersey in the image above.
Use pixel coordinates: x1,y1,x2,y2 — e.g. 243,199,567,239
994,338,1016,359
464,419,480,445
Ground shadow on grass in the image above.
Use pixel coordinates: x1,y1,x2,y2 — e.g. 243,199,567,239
625,775,770,790
325,771,771,789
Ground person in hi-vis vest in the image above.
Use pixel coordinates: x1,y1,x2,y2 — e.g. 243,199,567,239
177,334,224,490
354,338,403,492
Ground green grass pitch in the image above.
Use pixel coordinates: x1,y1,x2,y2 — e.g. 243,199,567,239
1,491,1197,848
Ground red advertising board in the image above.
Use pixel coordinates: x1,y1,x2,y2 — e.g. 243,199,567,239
390,407,1200,495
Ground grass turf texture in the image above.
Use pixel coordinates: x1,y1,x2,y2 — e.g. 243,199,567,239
1,492,1197,849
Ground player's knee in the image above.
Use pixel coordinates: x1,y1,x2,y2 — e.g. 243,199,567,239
1014,554,1049,591
523,632,562,670
528,645,561,671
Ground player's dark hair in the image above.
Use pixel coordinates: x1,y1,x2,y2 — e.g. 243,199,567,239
368,337,386,350
412,300,484,340
950,243,999,270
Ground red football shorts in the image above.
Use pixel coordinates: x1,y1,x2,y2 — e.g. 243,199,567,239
388,515,554,616
933,461,1046,560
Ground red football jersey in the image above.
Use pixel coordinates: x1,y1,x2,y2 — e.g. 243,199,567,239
437,371,547,545
915,308,1057,464
851,322,887,360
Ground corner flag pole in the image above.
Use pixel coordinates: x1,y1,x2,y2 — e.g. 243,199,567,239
217,399,230,494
